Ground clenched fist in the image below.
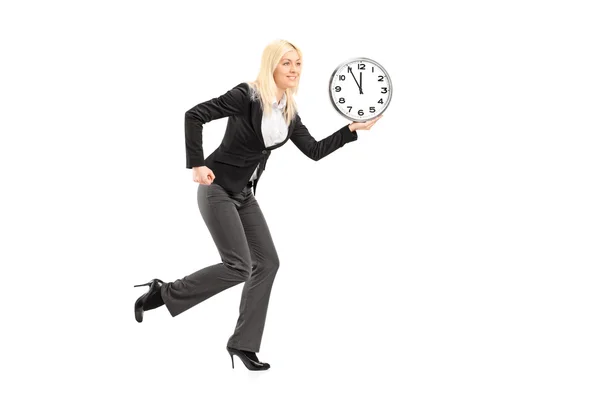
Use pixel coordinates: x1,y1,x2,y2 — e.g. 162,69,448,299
192,166,215,185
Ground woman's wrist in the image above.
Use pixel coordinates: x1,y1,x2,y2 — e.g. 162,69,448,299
348,123,357,132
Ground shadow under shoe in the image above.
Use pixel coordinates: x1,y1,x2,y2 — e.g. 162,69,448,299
134,279,165,323
226,346,270,371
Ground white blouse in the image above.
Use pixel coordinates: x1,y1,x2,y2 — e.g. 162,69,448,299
249,93,289,182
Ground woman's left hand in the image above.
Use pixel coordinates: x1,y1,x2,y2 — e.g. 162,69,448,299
348,114,383,132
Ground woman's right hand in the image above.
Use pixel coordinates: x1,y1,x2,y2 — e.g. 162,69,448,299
192,166,215,185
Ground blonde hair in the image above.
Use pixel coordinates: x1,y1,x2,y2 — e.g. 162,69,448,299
248,39,302,125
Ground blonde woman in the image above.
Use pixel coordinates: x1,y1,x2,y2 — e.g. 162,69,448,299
133,39,383,371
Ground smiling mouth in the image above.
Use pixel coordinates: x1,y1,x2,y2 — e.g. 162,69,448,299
287,76,297,80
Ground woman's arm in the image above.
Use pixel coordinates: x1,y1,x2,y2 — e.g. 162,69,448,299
290,115,358,161
185,82,249,168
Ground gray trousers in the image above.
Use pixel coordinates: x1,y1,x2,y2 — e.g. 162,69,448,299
160,182,279,352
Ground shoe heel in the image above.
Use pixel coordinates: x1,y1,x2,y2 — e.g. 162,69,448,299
133,281,152,288
229,352,235,369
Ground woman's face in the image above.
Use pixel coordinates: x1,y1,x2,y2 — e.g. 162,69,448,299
273,50,302,90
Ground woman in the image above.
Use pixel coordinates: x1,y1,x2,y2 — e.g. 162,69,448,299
133,39,383,371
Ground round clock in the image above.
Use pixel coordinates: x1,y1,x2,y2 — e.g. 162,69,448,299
329,57,392,122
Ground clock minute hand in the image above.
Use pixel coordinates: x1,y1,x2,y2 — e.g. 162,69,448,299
359,71,363,94
348,67,363,95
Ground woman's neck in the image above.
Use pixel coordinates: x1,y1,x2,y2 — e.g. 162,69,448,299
275,87,285,103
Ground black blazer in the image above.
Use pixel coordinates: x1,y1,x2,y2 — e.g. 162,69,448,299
185,82,358,195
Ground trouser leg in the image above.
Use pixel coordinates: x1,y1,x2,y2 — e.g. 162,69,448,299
160,183,253,317
226,190,279,353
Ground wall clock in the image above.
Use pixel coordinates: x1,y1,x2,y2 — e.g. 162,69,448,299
329,57,392,122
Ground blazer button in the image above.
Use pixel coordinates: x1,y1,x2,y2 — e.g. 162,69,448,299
262,150,267,154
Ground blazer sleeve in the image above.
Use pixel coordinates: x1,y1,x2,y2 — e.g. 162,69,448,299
290,114,358,161
185,82,249,168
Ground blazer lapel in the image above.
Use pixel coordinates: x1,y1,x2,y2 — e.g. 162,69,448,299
287,117,296,140
250,102,265,147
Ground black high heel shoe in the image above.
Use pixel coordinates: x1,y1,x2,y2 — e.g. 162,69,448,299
133,279,165,323
226,346,270,370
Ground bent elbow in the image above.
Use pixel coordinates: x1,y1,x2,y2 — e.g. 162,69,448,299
185,109,196,121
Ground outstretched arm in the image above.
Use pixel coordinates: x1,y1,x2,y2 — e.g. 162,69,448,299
185,83,249,168
290,114,383,161
290,115,358,161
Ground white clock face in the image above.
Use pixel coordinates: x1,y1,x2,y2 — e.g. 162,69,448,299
329,57,392,122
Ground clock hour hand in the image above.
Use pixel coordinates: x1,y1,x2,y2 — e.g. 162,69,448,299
348,67,363,95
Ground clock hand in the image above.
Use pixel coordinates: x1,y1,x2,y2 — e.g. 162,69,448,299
359,71,363,94
348,67,362,95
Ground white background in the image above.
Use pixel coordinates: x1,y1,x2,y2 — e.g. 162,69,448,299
1,0,599,399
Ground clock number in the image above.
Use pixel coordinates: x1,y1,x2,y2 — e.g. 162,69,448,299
339,97,345,104
372,66,374,72
378,75,384,82
369,107,376,113
378,98,384,104
335,86,341,92
347,106,352,112
339,75,346,81
358,63,365,70
358,109,364,116
381,87,388,93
